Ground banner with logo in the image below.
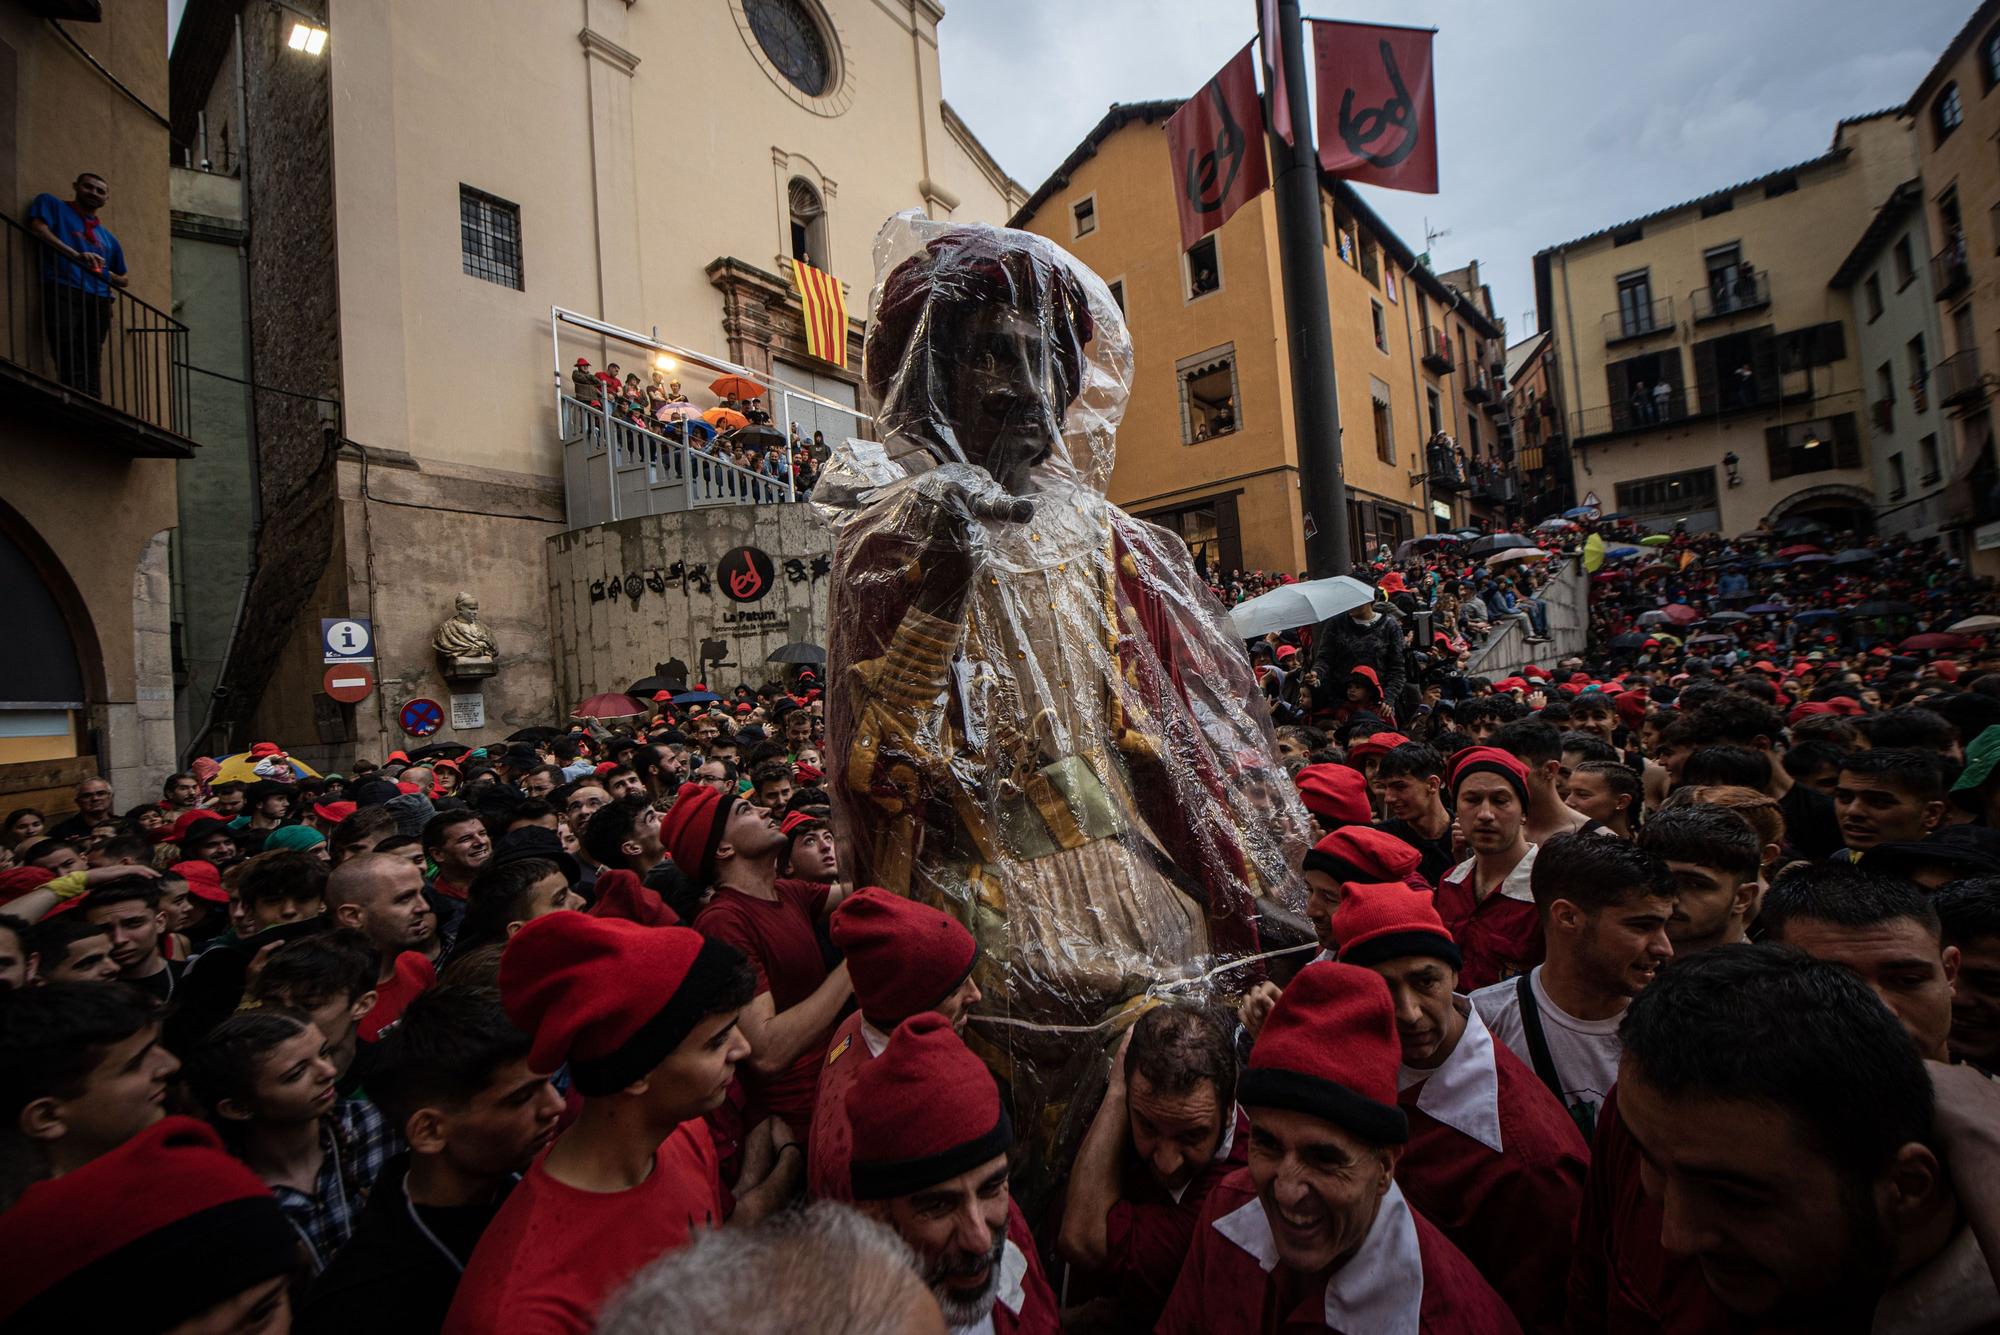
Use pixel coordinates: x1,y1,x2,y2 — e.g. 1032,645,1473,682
1165,43,1272,251
1311,20,1438,194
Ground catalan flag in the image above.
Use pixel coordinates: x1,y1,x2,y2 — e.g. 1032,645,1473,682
791,259,848,368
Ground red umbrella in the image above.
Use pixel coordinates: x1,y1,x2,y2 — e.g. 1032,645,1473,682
572,692,648,719
1662,604,1700,626
1776,544,1821,558
1899,633,1968,652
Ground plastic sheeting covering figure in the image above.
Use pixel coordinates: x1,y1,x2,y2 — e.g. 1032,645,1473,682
820,213,1310,1203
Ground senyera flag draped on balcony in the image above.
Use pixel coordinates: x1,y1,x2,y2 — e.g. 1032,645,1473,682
1166,42,1271,251
791,258,848,368
1311,20,1438,195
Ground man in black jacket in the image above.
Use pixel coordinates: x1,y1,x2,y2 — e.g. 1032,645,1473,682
1310,598,1408,719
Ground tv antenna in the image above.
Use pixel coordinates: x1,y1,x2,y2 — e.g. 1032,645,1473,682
1423,217,1451,258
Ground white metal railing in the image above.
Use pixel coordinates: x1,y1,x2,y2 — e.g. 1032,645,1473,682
551,305,873,529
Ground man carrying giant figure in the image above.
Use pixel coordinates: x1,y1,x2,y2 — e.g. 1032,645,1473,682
823,214,1310,1196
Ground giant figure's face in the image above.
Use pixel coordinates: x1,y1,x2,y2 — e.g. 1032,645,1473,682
945,305,1067,496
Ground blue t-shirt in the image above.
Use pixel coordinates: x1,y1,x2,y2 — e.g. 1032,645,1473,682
28,193,126,298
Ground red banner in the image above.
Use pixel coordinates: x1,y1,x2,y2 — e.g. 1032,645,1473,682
1311,20,1438,194
1166,44,1272,252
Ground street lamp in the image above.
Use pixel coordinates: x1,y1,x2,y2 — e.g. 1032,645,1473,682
274,2,328,55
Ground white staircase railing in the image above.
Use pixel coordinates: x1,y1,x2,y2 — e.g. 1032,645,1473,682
558,393,793,529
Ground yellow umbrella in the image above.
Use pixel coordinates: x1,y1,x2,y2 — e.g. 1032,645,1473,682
213,751,321,783
703,407,750,430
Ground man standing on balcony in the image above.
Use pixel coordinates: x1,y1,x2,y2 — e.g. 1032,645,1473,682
27,172,128,396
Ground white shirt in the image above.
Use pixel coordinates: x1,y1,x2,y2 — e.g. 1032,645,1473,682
1397,997,1504,1154
1470,966,1623,1124
950,1235,1032,1335
1212,1180,1424,1334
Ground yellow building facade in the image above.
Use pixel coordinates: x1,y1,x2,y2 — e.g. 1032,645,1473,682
1012,103,1506,578
1534,113,1916,535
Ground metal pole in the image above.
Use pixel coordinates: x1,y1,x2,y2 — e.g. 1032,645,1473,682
1268,0,1348,576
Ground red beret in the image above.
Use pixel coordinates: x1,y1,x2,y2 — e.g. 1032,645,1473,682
1346,732,1412,762
847,1012,1010,1199
168,860,227,905
499,911,742,1096
247,742,282,759
586,867,681,928
0,1117,296,1331
779,810,819,839
1449,746,1530,804
1295,763,1373,828
1240,961,1407,1144
1304,827,1421,886
170,808,225,843
793,762,825,785
659,782,735,886
829,888,979,1029
1331,882,1461,971
312,800,356,825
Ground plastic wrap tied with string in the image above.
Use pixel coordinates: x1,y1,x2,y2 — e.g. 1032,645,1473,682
820,212,1310,1202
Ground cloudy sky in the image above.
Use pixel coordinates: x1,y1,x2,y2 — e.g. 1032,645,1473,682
940,0,1969,341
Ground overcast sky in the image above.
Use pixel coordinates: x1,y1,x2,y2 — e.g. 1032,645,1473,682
940,0,1969,341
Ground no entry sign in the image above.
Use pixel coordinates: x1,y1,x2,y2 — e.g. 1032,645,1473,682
399,698,444,737
322,664,375,704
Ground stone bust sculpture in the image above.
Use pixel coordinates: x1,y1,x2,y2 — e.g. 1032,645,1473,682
433,592,498,663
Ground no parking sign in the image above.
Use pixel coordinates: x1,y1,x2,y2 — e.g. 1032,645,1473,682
399,698,443,737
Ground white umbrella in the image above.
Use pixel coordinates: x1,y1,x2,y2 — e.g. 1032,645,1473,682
1229,576,1376,639
1484,547,1549,567
1950,615,2000,633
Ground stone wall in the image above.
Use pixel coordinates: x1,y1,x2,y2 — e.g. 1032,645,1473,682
546,506,834,707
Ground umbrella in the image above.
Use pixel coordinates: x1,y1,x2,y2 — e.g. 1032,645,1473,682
733,424,790,452
1452,529,1484,541
1229,575,1376,638
1794,609,1843,624
1392,537,1441,562
1758,558,1792,570
1900,633,1969,651
1776,544,1821,558
671,689,724,706
703,407,750,430
1831,548,1878,566
1703,611,1751,624
627,673,685,698
1608,632,1650,651
660,415,716,443
1534,518,1576,531
1951,615,2000,633
1638,562,1674,576
1772,516,1828,536
1636,610,1672,626
1687,634,1733,646
1605,545,1642,560
709,374,767,400
1662,605,1700,626
1745,602,1790,614
572,692,648,719
1467,533,1537,557
1791,553,1832,565
1563,505,1600,519
407,742,470,761
214,751,321,783
1639,534,1672,547
1485,547,1549,567
1591,570,1632,582
654,400,702,420
767,642,827,665
507,726,565,743
1850,600,1918,618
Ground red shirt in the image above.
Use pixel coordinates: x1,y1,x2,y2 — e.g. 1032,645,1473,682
694,879,834,1142
444,1119,722,1335
994,1196,1061,1335
358,950,436,1042
1398,1009,1589,1335
806,1010,874,1201
1159,1170,1519,1334
1091,1107,1250,1329
1434,846,1543,992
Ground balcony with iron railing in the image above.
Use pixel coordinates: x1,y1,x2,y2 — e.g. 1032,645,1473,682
1421,326,1453,374
1463,364,1494,402
1569,387,1693,439
1426,439,1470,492
1690,270,1770,322
1,211,194,456
1603,296,1674,346
1933,237,1971,301
1937,348,1985,407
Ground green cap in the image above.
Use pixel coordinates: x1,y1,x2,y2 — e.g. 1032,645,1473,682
1951,725,2000,793
262,824,327,853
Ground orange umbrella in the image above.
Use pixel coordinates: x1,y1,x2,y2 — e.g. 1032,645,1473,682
709,375,766,400
703,407,749,430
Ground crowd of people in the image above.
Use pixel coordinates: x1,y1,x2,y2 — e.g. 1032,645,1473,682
567,359,828,497
4,520,2000,1333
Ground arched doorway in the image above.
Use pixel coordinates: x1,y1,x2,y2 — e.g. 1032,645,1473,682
1765,483,1874,538
0,513,97,802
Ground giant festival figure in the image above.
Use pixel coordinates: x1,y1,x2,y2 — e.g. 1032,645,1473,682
823,214,1310,1192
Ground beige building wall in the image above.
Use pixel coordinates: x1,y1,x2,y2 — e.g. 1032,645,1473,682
1,0,183,816
1541,114,1914,534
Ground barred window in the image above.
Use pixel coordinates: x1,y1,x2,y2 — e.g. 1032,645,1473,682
460,186,523,290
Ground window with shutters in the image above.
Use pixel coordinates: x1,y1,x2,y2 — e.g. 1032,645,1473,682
1372,301,1388,353
1615,467,1717,519
1893,235,1916,290
1372,378,1395,464
1071,194,1097,239
1606,349,1686,429
1921,433,1942,484
1936,83,1964,145
1693,327,1779,414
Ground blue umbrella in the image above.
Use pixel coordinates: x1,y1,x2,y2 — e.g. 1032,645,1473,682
1832,548,1877,566
1794,609,1842,623
1759,558,1791,570
1563,505,1599,519
1605,545,1642,560
1791,553,1833,565
670,689,723,705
